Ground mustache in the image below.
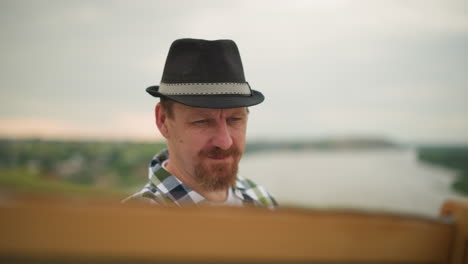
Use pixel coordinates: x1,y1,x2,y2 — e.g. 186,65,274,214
199,146,240,159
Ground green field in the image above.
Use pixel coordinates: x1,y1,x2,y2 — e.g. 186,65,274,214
0,139,166,197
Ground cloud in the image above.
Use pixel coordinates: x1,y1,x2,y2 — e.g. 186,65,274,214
0,112,163,141
0,0,467,143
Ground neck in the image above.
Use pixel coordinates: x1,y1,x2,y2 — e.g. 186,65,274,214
165,160,229,203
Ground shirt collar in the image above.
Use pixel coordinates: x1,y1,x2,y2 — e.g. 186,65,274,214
148,153,253,206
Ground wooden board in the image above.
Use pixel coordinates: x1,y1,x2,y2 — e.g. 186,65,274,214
441,199,468,264
0,197,455,263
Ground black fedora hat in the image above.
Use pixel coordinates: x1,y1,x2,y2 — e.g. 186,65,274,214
146,38,264,108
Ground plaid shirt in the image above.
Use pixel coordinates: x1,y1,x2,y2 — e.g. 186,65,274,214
123,149,278,208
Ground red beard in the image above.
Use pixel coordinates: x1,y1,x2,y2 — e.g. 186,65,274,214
194,146,241,191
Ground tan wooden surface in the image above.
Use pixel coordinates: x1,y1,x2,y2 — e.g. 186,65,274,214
441,199,468,264
0,197,455,263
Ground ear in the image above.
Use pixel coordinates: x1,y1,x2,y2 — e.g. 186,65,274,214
155,103,169,138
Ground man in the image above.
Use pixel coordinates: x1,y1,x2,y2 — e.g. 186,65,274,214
125,38,277,208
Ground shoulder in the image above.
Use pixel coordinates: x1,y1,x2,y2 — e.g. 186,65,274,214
236,176,279,209
121,183,173,206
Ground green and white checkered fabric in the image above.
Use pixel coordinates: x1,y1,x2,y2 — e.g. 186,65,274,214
123,149,278,208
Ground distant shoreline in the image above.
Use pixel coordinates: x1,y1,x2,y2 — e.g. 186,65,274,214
245,138,403,154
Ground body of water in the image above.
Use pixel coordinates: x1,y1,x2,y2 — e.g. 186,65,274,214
240,148,464,217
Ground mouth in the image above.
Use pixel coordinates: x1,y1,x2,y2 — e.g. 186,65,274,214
199,147,240,162
207,155,232,161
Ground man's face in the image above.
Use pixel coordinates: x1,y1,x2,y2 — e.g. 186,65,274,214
158,102,248,191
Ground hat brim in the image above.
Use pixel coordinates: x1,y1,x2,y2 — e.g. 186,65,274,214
145,85,264,109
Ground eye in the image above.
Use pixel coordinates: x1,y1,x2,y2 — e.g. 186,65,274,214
193,119,207,124
227,117,242,122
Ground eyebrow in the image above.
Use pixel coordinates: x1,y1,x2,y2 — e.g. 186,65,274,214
229,107,250,115
198,108,247,114
186,109,247,120
186,111,213,119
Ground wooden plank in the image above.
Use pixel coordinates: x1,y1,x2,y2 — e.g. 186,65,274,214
441,199,468,264
0,199,455,263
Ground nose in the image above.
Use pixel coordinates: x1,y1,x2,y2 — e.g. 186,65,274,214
211,121,233,150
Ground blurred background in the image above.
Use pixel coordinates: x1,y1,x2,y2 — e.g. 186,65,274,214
0,0,467,217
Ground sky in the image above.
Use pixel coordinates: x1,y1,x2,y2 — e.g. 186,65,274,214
1,0,467,144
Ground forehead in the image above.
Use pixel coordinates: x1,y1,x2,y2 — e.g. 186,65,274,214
173,103,247,117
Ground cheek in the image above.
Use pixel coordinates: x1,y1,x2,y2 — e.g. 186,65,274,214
167,124,188,152
179,130,207,152
231,129,246,147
